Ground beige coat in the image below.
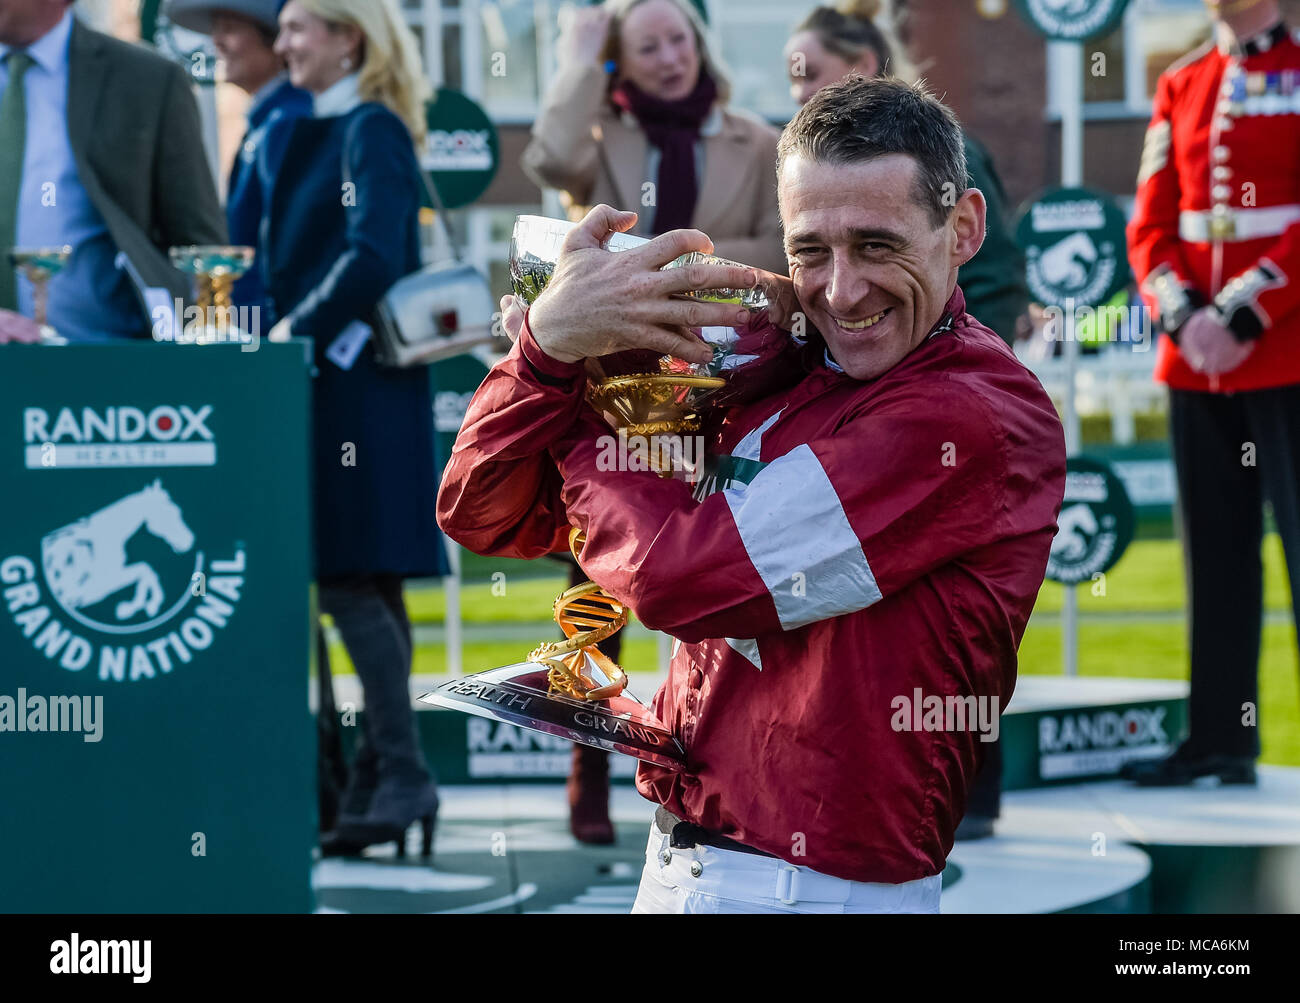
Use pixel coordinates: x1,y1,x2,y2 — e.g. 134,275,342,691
522,64,787,274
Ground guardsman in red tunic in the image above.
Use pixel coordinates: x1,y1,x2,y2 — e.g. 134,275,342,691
1126,0,1300,786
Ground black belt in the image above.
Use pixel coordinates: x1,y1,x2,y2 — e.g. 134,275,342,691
654,806,777,858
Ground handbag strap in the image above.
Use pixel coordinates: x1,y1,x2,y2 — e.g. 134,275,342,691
418,167,464,264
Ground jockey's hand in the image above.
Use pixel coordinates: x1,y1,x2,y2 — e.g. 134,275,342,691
527,204,755,365
498,295,526,343
752,269,806,334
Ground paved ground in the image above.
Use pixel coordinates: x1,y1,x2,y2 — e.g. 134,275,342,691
312,770,1300,914
313,786,656,914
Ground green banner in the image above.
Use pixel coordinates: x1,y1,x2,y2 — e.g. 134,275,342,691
422,88,500,211
1014,0,1129,41
432,352,491,466
0,343,315,912
1016,186,1132,309
1045,455,1135,585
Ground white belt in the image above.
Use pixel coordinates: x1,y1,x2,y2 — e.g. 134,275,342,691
1179,205,1300,243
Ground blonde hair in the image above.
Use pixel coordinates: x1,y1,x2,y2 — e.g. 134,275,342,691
600,0,734,105
295,0,430,143
796,0,920,84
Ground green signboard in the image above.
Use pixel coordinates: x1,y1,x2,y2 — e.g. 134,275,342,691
1016,186,1131,309
1045,455,1135,585
422,88,500,210
1014,0,1129,41
432,351,492,463
1000,695,1185,789
0,342,314,912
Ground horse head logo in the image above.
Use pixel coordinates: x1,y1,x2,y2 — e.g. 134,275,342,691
1037,231,1099,292
42,480,195,624
1050,503,1100,563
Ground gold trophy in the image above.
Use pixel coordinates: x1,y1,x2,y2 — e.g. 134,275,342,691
169,245,256,344
9,245,72,344
420,216,768,768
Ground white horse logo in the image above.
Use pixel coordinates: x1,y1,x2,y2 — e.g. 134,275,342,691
41,480,195,623
1051,503,1099,563
1037,231,1098,291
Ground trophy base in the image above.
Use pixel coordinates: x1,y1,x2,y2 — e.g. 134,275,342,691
418,656,686,770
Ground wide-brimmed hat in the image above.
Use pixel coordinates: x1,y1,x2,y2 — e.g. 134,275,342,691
165,0,284,36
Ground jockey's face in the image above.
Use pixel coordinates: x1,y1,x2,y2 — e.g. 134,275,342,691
779,152,986,381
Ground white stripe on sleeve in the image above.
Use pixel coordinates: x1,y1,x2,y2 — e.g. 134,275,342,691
722,443,882,630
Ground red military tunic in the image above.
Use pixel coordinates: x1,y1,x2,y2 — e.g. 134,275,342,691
1128,20,1300,392
437,289,1065,883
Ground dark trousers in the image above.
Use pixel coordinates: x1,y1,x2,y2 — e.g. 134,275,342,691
966,736,1002,819
1169,385,1300,758
318,574,436,825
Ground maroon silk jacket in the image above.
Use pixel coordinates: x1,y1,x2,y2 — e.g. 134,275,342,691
438,288,1065,882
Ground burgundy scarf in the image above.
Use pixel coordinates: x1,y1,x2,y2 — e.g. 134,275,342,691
609,70,718,234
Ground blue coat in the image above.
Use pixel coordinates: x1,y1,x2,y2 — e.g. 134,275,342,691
228,77,311,314
259,102,448,580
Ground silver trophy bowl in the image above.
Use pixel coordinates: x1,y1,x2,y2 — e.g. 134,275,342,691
508,214,768,310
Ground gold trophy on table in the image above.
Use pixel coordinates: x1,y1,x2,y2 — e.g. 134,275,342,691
169,245,256,344
8,245,72,344
419,216,769,769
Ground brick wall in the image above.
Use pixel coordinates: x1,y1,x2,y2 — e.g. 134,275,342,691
897,0,1050,209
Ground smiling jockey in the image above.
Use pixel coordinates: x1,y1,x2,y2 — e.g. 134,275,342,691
439,77,1066,913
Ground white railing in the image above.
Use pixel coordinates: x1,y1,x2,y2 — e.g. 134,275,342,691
1017,346,1166,445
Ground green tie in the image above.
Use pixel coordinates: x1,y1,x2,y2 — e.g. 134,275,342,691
0,50,34,311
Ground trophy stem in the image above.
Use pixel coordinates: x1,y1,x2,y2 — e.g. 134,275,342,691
211,272,235,315
528,533,631,702
31,276,49,329
196,276,214,316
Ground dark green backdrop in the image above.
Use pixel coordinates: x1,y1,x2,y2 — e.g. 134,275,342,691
0,342,314,912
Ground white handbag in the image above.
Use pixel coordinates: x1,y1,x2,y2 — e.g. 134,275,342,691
372,258,496,367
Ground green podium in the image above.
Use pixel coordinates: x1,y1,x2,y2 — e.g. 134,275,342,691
0,343,315,912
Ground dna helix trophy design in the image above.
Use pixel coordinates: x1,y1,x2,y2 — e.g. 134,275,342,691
168,245,256,344
9,245,72,345
419,215,768,768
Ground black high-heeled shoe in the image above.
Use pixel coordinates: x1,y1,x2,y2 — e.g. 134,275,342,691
321,808,437,860
319,821,403,858
394,811,436,861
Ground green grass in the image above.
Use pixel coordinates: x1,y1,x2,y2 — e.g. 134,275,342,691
1031,535,1293,614
405,576,576,625
1019,622,1299,766
328,535,1300,766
